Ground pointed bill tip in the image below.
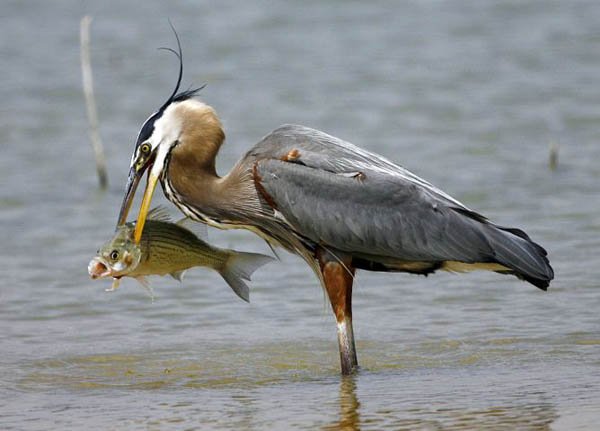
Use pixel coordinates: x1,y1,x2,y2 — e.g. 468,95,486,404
117,167,142,227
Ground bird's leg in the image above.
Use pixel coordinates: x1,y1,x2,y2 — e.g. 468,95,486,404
317,248,358,375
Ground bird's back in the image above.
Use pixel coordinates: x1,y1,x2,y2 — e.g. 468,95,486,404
245,125,553,289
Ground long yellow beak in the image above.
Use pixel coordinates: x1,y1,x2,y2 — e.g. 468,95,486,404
131,144,169,244
133,170,160,244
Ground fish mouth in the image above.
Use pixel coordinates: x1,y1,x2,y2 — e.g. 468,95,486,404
88,257,112,279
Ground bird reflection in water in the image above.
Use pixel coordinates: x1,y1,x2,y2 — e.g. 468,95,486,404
323,376,361,431
319,377,558,430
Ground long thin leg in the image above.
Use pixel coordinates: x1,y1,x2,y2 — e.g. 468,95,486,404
317,248,358,374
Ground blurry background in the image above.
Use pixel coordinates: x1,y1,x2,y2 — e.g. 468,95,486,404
1,1,599,429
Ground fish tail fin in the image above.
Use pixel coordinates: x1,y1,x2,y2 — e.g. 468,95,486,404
220,252,274,302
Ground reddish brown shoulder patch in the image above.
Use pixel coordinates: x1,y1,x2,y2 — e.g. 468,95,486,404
252,162,279,210
281,148,301,162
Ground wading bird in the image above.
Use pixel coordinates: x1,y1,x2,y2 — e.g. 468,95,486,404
117,36,553,374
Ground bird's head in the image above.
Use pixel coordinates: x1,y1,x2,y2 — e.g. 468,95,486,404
116,29,222,244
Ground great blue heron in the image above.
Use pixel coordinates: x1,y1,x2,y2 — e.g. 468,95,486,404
116,36,553,374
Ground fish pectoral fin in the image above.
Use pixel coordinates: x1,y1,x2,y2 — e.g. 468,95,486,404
170,270,186,282
105,277,121,292
176,217,208,241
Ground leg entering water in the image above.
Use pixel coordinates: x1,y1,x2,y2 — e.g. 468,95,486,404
317,248,358,375
336,315,358,374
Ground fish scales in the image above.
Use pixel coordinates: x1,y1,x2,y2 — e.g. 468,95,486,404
142,226,226,268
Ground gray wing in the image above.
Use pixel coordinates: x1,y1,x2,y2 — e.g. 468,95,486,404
252,125,553,288
249,124,467,209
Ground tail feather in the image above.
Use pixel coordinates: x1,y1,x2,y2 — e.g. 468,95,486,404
485,224,554,290
220,252,274,302
450,207,553,289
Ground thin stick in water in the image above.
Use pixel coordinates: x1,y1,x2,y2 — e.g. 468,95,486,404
549,141,559,171
80,15,108,189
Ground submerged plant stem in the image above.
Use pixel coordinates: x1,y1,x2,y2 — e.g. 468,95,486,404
80,15,108,189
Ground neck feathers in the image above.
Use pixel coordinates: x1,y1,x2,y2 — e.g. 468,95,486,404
171,100,225,176
164,100,261,224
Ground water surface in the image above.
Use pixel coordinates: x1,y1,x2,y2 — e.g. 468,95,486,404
1,1,599,429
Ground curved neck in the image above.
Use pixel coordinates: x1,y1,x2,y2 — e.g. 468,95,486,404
172,129,224,179
168,100,226,178
166,136,255,223
161,100,260,224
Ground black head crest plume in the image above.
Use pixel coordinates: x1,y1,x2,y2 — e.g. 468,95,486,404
158,21,205,112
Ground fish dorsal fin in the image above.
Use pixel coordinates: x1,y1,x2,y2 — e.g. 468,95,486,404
148,206,172,222
176,217,208,241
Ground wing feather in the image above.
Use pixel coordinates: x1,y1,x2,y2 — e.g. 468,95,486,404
256,159,490,263
251,125,553,288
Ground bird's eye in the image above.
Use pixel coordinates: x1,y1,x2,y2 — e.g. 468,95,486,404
140,143,151,154
110,250,120,260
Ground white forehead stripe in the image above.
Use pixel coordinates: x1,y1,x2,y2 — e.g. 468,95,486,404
151,103,183,146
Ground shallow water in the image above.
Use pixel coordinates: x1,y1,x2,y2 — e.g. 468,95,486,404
2,1,600,429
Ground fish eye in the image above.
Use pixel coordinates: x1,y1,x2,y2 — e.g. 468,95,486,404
110,250,120,260
140,143,151,154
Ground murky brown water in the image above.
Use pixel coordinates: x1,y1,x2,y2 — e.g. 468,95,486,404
2,1,600,429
